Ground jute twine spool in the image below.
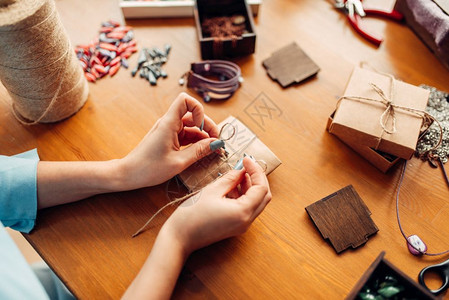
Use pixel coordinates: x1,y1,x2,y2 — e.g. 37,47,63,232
0,0,88,124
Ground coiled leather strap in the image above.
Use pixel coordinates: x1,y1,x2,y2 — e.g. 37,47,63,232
180,60,242,102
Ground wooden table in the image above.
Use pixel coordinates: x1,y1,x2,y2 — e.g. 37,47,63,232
1,0,448,298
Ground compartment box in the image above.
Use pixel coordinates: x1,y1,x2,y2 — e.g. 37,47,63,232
194,0,256,59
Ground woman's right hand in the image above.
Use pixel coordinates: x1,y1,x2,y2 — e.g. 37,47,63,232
161,157,272,255
122,157,271,300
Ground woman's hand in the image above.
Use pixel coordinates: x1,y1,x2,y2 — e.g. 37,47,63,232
118,92,219,190
122,157,271,299
162,157,272,255
37,93,218,208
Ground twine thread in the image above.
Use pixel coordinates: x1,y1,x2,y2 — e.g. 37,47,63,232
132,123,260,237
336,74,443,152
0,0,88,124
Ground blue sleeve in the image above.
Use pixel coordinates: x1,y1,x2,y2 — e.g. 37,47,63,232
0,222,49,299
0,149,40,233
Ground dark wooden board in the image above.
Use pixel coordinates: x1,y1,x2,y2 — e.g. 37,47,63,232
262,42,320,87
305,185,379,253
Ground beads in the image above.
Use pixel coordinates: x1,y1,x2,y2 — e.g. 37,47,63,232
416,85,449,164
75,20,137,83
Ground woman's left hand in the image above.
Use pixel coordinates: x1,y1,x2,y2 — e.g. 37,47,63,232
118,92,219,190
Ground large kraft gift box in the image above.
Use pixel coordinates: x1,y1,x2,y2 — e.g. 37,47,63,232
328,67,430,169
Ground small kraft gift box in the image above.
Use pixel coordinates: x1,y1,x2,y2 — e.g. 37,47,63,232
328,67,430,172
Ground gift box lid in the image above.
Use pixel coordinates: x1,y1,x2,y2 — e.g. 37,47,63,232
329,67,430,160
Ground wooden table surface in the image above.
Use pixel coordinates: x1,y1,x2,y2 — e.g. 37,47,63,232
1,0,449,298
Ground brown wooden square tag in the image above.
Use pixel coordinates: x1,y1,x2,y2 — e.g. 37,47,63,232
305,185,378,254
262,42,320,88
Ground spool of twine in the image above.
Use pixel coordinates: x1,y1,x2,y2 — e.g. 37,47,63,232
0,0,88,124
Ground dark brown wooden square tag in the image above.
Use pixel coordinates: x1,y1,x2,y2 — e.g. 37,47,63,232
262,42,320,88
305,185,378,254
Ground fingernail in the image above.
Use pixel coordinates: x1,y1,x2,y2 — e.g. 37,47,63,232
199,119,204,131
209,139,225,151
233,158,244,170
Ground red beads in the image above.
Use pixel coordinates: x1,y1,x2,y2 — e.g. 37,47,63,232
75,20,136,83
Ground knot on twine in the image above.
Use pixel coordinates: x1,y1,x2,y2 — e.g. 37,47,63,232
337,74,443,152
368,82,397,134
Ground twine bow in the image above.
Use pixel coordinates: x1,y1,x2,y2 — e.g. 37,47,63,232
336,74,443,152
369,82,397,134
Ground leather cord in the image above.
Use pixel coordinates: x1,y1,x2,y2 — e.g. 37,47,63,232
179,60,242,102
396,160,449,256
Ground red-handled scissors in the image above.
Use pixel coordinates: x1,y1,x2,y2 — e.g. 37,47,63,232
334,0,404,46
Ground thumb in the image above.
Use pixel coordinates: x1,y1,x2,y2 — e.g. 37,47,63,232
179,138,216,168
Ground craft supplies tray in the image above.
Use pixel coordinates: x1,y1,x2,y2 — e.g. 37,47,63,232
346,252,435,299
194,0,256,59
120,0,261,19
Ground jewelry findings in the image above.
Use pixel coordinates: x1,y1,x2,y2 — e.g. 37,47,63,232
416,85,449,164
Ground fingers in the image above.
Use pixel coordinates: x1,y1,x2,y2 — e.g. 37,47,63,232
178,137,216,168
181,113,219,138
237,158,271,219
240,173,252,195
239,184,271,221
165,93,219,138
166,93,204,128
242,158,270,193
228,173,251,199
227,186,240,199
208,168,246,197
178,127,211,146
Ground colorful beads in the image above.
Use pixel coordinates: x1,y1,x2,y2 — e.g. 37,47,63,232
75,20,137,83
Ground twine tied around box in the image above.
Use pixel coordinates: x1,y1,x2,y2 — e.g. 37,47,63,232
336,73,443,154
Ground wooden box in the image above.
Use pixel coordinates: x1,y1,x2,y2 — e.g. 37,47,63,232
347,252,435,299
194,0,256,59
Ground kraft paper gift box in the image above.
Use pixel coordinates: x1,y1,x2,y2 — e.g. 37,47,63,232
327,112,402,173
328,67,430,160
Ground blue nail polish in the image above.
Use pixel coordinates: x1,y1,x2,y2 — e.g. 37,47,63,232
234,158,244,170
199,119,204,131
210,139,225,151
